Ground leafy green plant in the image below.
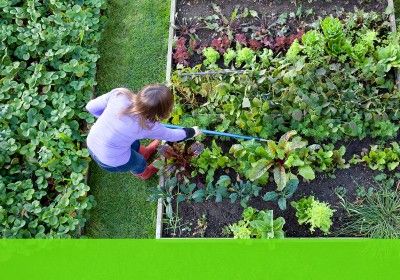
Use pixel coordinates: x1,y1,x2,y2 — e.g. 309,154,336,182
306,144,348,172
337,174,400,238
203,47,220,68
262,179,299,210
229,180,261,208
291,196,335,234
286,39,302,61
223,48,237,66
235,47,255,67
352,142,400,171
192,140,231,183
173,12,400,144
320,16,350,57
301,30,325,60
228,207,285,239
235,97,277,139
230,131,315,190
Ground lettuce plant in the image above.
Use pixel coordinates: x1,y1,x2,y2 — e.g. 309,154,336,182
352,142,400,171
320,16,350,57
228,207,285,239
223,48,237,66
203,47,220,68
291,196,335,234
235,47,255,67
286,39,302,61
301,30,325,60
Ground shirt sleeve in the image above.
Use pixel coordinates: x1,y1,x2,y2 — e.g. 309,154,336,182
85,91,113,118
144,123,195,142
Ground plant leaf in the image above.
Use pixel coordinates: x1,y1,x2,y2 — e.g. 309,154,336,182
278,197,287,210
298,165,315,180
248,159,269,181
273,165,287,191
262,191,279,202
279,130,297,143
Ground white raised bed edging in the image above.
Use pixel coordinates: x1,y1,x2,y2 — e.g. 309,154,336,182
387,0,400,89
155,0,398,239
165,0,177,84
156,0,177,239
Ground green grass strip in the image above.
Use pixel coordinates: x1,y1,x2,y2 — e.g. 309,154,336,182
85,0,170,238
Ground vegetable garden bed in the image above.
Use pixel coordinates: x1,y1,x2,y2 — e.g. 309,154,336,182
153,0,400,239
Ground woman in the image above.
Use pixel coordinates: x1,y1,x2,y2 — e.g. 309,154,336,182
86,84,201,180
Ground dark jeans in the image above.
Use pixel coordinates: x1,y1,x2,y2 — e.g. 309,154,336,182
89,140,146,174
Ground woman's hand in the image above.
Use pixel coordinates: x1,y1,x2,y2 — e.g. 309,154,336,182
193,126,203,137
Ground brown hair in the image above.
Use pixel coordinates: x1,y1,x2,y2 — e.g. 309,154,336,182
118,84,174,129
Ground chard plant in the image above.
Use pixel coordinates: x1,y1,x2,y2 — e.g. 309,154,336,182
230,131,310,190
230,131,347,190
155,142,204,181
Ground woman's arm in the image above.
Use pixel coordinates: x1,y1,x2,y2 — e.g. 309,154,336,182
144,123,196,142
85,91,113,118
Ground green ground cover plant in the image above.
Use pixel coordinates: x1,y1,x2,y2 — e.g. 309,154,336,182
0,0,105,237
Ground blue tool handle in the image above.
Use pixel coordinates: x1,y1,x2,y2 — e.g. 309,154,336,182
163,124,266,142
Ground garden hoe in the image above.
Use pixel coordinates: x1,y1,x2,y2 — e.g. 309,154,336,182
164,124,267,142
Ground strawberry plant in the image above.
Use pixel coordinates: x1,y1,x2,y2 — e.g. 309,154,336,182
0,0,105,237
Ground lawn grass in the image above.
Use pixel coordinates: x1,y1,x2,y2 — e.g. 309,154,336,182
395,0,400,18
85,0,170,238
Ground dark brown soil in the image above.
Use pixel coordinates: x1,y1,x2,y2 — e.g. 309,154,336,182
177,0,385,21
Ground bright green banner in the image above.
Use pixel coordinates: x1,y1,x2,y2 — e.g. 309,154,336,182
1,239,399,280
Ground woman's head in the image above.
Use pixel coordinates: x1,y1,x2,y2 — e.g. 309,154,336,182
120,84,174,128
